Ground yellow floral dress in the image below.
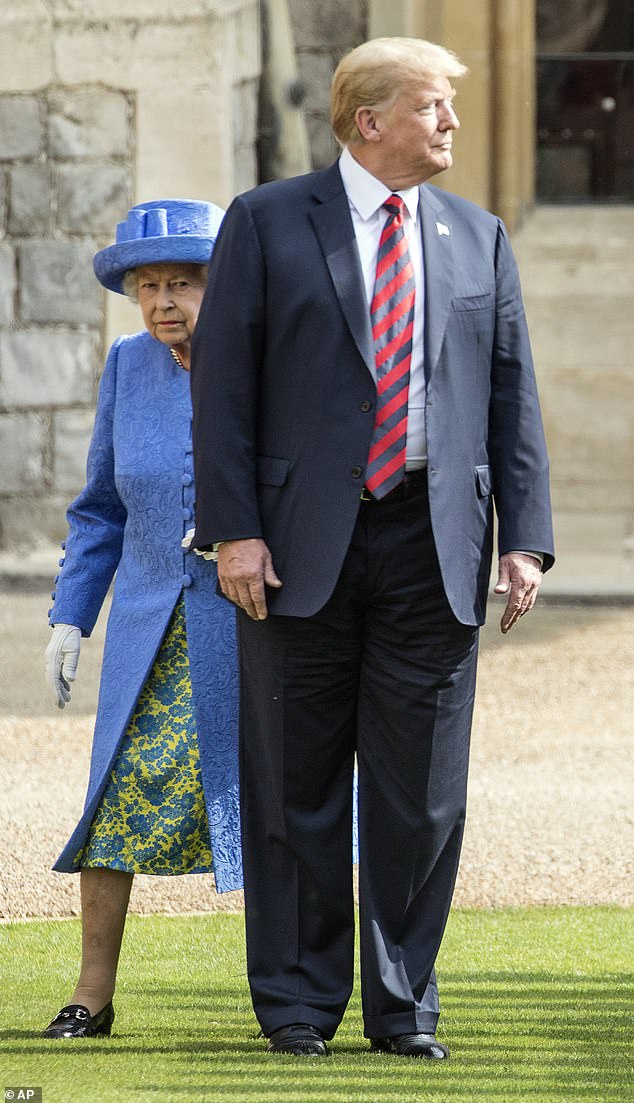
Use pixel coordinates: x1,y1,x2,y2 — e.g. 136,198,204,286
77,598,213,874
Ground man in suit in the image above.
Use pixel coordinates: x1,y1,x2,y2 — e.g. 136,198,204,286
190,37,554,1059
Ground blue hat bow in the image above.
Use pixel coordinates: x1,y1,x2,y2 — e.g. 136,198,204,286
93,198,225,295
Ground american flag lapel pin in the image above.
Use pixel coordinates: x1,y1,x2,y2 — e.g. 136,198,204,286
436,221,450,237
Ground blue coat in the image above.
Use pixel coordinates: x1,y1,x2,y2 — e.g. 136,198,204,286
49,331,242,891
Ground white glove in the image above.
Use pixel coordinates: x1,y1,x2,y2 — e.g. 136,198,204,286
181,527,219,561
45,624,82,709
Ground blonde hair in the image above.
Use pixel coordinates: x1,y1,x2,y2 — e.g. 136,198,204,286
331,37,468,146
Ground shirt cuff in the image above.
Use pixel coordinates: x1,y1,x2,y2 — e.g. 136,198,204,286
512,550,544,568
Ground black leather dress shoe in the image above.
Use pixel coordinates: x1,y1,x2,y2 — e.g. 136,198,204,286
371,1033,449,1059
267,1023,329,1056
43,1002,115,1039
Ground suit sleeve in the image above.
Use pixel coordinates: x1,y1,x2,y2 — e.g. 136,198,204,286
489,221,555,571
190,195,266,548
49,338,128,636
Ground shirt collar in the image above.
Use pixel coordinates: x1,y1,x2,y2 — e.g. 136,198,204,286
339,146,420,225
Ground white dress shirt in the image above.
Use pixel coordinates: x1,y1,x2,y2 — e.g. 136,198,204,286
338,146,426,469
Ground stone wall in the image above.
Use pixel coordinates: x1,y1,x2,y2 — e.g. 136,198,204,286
511,206,634,526
0,87,132,547
289,0,368,169
0,0,259,551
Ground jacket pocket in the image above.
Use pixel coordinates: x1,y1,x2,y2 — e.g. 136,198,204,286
452,293,495,312
475,464,492,497
256,455,290,486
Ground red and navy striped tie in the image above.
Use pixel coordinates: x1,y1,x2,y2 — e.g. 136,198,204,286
364,195,415,499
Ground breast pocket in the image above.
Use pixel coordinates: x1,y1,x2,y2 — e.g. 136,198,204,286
452,292,495,312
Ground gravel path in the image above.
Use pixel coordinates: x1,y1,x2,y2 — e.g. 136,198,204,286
1,594,632,919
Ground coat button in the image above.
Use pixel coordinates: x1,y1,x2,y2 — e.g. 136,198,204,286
360,400,372,412
58,558,65,567
351,466,363,479
182,507,192,521
51,591,56,600
181,473,193,486
181,573,192,588
54,575,59,583
60,541,66,550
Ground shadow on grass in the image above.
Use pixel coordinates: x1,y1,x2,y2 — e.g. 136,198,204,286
121,1088,629,1101
3,968,632,1102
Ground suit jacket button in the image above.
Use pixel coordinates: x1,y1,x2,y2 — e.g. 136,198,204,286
181,573,192,588
181,473,193,486
351,466,363,479
360,400,372,412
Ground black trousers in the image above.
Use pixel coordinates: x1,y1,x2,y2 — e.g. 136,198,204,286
237,476,479,1039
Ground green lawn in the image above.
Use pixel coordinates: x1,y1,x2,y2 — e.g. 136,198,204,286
1,907,631,1103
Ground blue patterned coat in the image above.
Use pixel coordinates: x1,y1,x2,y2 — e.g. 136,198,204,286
49,331,242,891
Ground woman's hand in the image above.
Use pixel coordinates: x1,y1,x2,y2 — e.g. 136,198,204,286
45,624,82,708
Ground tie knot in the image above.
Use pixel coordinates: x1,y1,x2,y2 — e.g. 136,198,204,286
383,195,405,217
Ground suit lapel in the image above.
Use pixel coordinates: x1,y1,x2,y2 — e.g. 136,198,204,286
419,185,455,379
309,166,376,380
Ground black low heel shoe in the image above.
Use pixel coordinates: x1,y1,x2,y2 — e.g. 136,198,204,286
43,1001,115,1038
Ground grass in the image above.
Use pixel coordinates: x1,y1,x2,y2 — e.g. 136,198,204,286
0,907,632,1103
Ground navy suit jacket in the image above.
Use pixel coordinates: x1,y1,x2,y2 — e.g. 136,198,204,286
191,162,554,626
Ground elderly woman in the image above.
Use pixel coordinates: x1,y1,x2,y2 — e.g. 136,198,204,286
43,200,240,1039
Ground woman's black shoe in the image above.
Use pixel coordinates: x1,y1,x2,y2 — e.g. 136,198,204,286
43,1001,115,1038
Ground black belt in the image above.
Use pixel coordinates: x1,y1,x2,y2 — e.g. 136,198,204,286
360,467,427,503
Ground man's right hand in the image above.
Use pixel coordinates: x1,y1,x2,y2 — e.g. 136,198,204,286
217,539,282,620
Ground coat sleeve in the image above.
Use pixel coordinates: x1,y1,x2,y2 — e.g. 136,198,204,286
489,220,555,571
49,338,128,636
190,195,266,548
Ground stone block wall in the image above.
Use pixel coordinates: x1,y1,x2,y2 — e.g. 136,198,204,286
289,0,368,169
511,206,634,528
0,0,260,552
0,88,131,548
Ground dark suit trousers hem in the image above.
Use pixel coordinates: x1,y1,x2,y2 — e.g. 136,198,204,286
364,1012,440,1039
237,485,479,1039
258,1005,343,1041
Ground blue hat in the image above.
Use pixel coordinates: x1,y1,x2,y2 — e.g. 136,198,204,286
93,199,225,294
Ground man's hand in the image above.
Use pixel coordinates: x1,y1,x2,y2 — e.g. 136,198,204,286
217,538,282,620
494,552,543,634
